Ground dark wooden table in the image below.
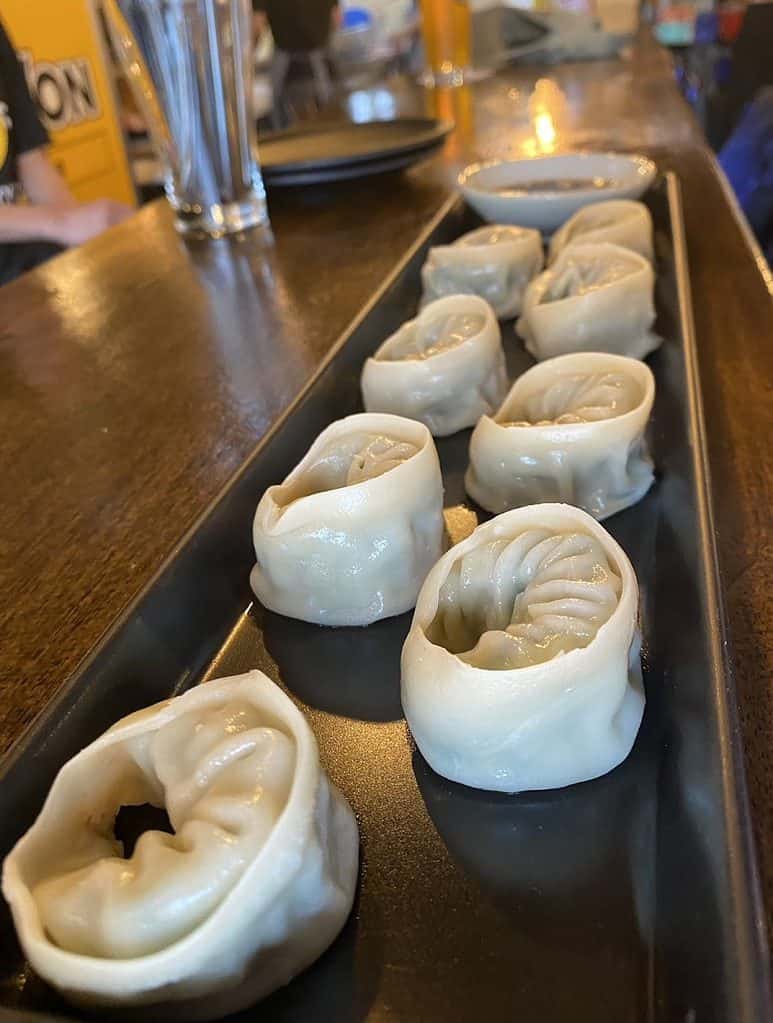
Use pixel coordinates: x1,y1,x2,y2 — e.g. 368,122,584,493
1,36,772,935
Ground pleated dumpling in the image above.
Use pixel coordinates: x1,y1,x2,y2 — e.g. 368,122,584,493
516,242,660,361
420,224,543,318
465,352,655,519
251,413,444,625
549,200,654,263
2,671,359,1019
361,295,508,437
401,505,644,793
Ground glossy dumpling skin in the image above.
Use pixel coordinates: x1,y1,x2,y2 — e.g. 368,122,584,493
516,242,661,361
549,200,654,263
421,224,544,318
361,295,508,437
465,352,655,520
401,504,644,793
251,413,444,625
1,671,359,1020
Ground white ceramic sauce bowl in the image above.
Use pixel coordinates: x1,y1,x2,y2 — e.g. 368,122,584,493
458,152,656,232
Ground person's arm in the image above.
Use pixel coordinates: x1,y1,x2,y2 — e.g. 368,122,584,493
0,198,132,245
0,19,133,247
0,204,67,243
0,147,132,246
18,148,75,207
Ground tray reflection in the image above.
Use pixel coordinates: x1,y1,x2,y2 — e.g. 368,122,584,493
261,606,409,723
413,737,656,942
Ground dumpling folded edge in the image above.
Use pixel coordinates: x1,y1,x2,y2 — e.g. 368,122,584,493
2,670,359,1020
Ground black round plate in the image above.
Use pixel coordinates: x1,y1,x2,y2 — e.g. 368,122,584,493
263,138,446,187
258,117,453,174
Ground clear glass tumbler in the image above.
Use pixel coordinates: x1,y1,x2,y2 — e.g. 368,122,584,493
104,0,267,236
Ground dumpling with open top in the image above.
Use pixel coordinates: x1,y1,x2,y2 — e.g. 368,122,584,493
465,352,656,519
361,295,507,437
401,504,644,793
421,223,543,318
252,412,444,625
549,199,654,263
2,670,359,1020
516,242,660,361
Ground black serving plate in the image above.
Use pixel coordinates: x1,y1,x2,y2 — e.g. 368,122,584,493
262,144,446,187
259,117,453,184
0,176,769,1023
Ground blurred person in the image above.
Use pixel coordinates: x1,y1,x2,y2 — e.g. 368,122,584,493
721,2,773,140
252,0,340,52
720,86,773,263
0,18,132,287
252,0,340,127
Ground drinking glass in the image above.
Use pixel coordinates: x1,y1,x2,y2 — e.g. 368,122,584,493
103,0,267,236
419,0,472,87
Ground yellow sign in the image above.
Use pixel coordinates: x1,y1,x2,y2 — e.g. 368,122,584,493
3,0,135,206
0,114,8,169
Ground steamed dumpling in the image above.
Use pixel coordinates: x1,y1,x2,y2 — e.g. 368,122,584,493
2,671,359,1019
516,242,660,361
465,352,655,519
401,504,644,792
361,295,508,437
421,224,543,318
251,413,444,625
549,200,654,263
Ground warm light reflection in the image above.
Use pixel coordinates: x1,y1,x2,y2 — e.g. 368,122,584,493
522,78,567,157
756,254,773,295
534,111,557,152
34,227,193,351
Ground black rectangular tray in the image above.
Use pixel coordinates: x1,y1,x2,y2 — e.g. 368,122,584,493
0,175,769,1023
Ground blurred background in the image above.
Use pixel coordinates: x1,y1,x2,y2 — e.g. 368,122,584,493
2,0,771,254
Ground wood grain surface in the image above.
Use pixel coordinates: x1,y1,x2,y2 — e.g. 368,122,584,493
0,36,771,931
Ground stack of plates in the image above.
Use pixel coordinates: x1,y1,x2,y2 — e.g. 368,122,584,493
259,118,453,187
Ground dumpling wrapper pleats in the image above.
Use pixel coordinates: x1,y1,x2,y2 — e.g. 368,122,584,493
401,504,644,793
516,242,661,361
420,224,544,318
549,199,654,264
465,352,656,520
361,295,508,438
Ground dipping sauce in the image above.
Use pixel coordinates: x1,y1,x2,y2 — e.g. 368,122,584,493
489,176,616,196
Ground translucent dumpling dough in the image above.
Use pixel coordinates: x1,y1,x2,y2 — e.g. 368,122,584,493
361,295,508,437
420,224,543,318
2,671,359,1019
516,242,661,361
251,413,444,625
401,504,644,792
465,352,655,519
549,200,654,263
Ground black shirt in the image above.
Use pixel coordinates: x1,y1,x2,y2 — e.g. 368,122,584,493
0,18,55,287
